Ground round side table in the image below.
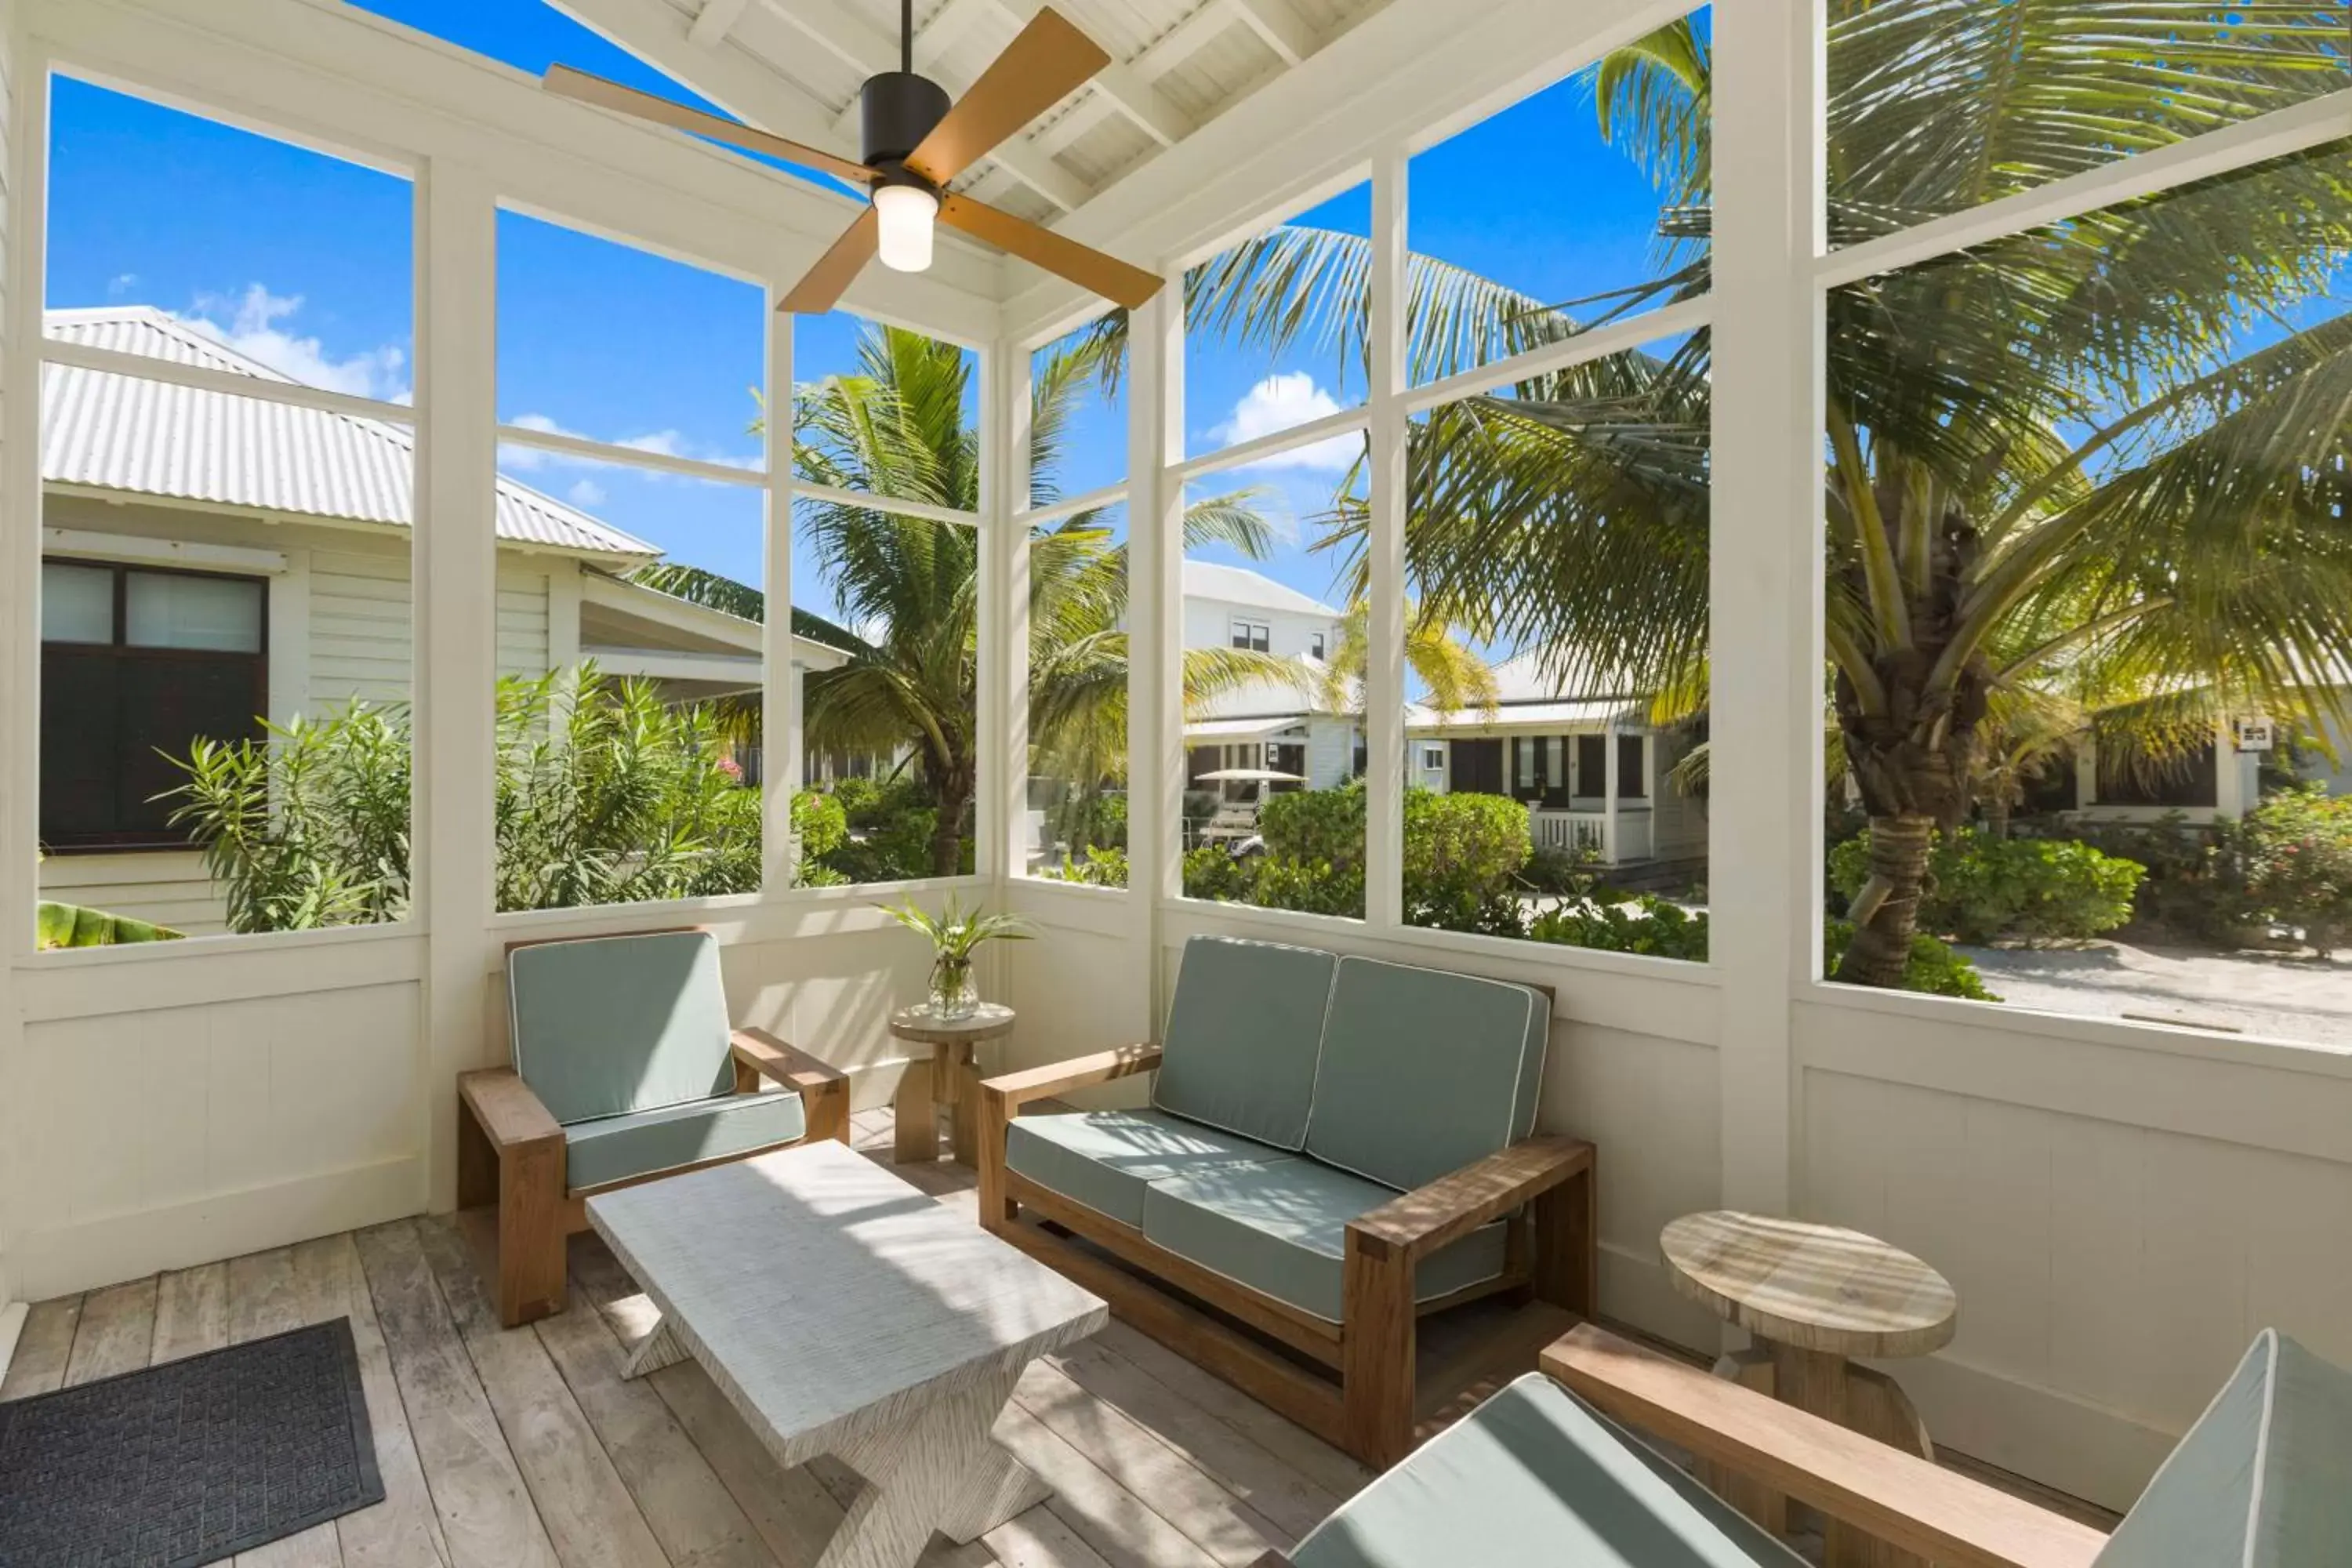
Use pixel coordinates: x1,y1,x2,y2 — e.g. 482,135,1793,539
1661,1210,1956,1568
889,1002,1016,1167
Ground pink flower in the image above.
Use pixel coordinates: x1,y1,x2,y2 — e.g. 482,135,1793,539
717,757,744,780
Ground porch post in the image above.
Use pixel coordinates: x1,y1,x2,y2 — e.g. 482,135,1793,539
1128,284,1181,1037
1709,0,1825,1219
416,158,503,1213
1602,725,1620,865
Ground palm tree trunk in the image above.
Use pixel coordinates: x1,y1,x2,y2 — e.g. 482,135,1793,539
1835,813,1935,988
930,761,975,878
1984,796,2010,840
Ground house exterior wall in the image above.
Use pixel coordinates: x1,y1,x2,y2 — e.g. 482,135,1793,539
34,497,572,931
1180,591,1339,662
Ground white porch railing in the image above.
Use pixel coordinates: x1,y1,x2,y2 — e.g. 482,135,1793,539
1532,808,1653,864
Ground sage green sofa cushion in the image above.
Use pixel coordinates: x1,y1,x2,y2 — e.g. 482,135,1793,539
509,931,735,1126
2092,1330,2352,1567
1004,1110,1288,1228
1152,936,1339,1151
1138,1156,1506,1323
563,1091,807,1192
1304,956,1551,1192
1291,1373,1806,1568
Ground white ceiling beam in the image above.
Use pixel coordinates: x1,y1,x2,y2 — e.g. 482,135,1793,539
985,0,1194,147
548,0,866,165
1227,0,1316,65
688,0,755,47
774,0,1094,209
1027,0,1248,160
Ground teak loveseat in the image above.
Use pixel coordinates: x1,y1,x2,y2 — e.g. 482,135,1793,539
976,935,1596,1467
457,928,851,1327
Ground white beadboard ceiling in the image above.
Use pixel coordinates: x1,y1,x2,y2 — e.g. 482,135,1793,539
561,0,1392,226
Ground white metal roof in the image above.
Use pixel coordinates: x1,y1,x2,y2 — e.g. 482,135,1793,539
42,307,658,561
1182,559,1342,618
1186,713,1310,740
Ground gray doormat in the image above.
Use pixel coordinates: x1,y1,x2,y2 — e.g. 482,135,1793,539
0,1316,383,1568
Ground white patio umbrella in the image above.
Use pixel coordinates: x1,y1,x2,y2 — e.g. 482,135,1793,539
1194,767,1307,783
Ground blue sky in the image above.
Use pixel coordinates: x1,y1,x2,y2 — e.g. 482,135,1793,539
45,0,1699,623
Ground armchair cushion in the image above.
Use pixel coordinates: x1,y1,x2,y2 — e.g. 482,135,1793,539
1152,936,1338,1151
2093,1329,2352,1567
509,931,735,1125
1291,1372,1805,1568
1004,1109,1287,1228
1139,1157,1506,1323
1305,956,1550,1192
562,1089,807,1191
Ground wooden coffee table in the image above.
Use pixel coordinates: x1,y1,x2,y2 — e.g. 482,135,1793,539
1661,1210,1957,1568
890,1001,1016,1167
587,1139,1107,1568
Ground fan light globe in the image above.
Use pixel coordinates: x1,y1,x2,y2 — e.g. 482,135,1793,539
873,184,939,274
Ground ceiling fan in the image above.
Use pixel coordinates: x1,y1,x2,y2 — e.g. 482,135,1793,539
543,4,1163,315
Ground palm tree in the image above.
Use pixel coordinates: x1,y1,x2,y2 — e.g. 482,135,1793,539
1316,598,1501,721
637,325,1306,877
1167,7,2352,989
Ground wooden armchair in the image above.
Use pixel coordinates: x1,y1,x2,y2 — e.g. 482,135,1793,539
977,938,1596,1469
1247,1323,2111,1568
457,931,850,1327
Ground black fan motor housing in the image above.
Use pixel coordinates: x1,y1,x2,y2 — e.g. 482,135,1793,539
862,72,952,169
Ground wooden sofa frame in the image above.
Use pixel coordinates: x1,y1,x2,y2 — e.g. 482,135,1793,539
457,932,851,1327
977,1044,1597,1469
1251,1323,2111,1568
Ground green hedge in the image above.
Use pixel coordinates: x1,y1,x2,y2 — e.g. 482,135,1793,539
1828,827,2143,945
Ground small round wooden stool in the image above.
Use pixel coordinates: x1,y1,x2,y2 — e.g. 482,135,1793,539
889,1002,1016,1166
1661,1210,1957,1568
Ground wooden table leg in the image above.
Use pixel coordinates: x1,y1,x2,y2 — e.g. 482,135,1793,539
1846,1367,1933,1568
947,1042,981,1167
1764,1341,1927,1568
894,1052,938,1163
1703,1348,1786,1536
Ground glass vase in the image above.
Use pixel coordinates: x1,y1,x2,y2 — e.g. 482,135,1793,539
930,952,978,1020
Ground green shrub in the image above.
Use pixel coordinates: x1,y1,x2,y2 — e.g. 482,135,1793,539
2229,785,2352,956
1041,846,1128,887
162,668,859,931
1181,844,1255,902
1828,827,2143,945
1824,920,1999,1000
1403,789,1532,931
1260,783,1367,871
2068,812,2242,942
1526,895,1708,960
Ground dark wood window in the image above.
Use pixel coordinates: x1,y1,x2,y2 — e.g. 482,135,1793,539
41,560,268,849
1451,739,1504,796
1617,734,1648,799
1575,735,1607,797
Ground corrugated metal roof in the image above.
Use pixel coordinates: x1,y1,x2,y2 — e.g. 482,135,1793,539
42,307,658,560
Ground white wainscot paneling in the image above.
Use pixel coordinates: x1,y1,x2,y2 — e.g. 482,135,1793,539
1003,906,1147,1111
721,927,937,1112
1542,1024,1725,1349
1797,997,2352,1512
5,978,426,1298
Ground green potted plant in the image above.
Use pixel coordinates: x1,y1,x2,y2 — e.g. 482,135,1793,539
880,895,1033,1019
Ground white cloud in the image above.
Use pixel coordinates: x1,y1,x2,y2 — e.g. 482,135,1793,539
107,272,140,298
567,478,608,508
1211,372,1362,473
183,284,409,402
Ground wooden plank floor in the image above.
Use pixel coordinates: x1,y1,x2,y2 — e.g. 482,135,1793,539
1,1109,2114,1567
0,1109,1374,1568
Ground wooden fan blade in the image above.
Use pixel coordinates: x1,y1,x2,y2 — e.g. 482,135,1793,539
904,9,1109,187
545,65,877,187
780,210,880,314
938,194,1162,309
